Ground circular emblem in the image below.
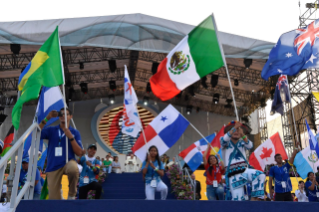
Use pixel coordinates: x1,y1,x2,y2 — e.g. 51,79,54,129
308,152,318,163
169,51,191,75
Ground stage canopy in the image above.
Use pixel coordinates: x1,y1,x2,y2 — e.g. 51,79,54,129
0,13,274,117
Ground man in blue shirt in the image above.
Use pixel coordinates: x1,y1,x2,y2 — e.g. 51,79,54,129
40,108,85,200
18,157,42,200
268,142,300,201
78,144,102,199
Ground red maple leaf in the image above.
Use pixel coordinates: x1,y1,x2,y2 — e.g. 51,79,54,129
260,147,273,161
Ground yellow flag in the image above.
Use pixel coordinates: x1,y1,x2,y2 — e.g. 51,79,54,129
312,91,319,103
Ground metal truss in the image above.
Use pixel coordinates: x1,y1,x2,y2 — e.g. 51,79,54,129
281,103,294,157
299,0,319,28
257,106,268,143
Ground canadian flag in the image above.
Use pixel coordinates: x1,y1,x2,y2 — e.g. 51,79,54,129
249,132,288,171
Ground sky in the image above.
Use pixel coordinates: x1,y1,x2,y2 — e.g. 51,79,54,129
0,0,314,43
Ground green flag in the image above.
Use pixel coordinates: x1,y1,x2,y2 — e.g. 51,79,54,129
40,176,49,200
12,26,64,130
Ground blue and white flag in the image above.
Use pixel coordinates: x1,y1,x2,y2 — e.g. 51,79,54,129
262,20,319,80
306,119,319,157
122,65,142,138
270,75,291,115
294,146,319,179
23,86,64,158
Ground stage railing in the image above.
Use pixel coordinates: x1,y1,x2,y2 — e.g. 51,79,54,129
0,123,41,212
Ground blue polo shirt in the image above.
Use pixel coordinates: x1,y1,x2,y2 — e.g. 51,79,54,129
41,125,82,172
305,181,319,202
19,168,42,194
269,163,292,193
142,160,164,184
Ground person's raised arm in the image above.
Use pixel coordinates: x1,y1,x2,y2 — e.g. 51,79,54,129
203,145,210,167
39,111,58,130
142,154,151,175
64,129,85,156
217,154,224,169
289,142,300,165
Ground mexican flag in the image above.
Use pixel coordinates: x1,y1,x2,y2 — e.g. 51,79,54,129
1,126,14,157
150,15,224,101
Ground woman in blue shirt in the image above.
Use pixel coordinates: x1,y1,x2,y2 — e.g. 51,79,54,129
305,172,319,202
142,145,168,200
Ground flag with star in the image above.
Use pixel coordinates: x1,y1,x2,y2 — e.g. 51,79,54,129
270,75,291,115
261,20,319,80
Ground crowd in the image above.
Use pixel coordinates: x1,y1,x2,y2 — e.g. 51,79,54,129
1,108,319,202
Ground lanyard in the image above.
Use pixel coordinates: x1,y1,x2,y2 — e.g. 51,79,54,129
277,165,285,181
213,166,219,180
58,129,65,147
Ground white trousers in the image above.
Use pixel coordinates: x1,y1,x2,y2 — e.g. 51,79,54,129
145,181,168,200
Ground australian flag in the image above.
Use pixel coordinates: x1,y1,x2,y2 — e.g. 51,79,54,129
262,20,319,80
270,75,290,115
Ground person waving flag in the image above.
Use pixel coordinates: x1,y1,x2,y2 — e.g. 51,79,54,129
12,26,64,130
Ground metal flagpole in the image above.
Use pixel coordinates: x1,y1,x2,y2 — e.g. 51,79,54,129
211,13,239,121
58,29,69,164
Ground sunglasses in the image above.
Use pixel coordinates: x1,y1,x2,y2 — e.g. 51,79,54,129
58,112,70,117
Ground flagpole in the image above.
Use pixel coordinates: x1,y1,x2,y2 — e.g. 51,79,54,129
286,80,300,146
211,13,239,121
58,28,69,164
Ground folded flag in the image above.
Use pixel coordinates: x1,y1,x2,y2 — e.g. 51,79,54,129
306,119,319,157
150,15,224,101
1,126,14,157
12,26,64,130
249,132,288,171
179,133,216,172
132,104,189,161
122,65,142,137
261,20,319,80
294,146,319,179
23,86,64,158
207,125,224,160
270,75,291,115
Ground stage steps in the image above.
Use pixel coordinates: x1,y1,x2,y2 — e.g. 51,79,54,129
102,172,175,200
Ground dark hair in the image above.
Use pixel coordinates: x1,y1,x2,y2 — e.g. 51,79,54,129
145,145,161,167
271,186,274,189
306,172,314,182
114,156,118,161
299,180,304,184
274,154,281,159
60,108,72,115
207,155,219,176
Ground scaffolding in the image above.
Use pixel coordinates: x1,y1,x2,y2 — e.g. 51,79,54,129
258,106,268,143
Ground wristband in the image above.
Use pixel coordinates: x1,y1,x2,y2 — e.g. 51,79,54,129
154,168,158,171
242,135,247,140
44,117,49,122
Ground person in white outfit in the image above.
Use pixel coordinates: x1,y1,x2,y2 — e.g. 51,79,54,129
142,145,168,200
295,181,308,202
125,153,138,172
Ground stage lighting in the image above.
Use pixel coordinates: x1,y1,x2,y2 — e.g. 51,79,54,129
152,62,159,75
201,76,208,89
234,79,239,86
109,94,115,104
108,60,117,73
211,75,218,87
189,85,195,96
79,82,88,94
146,83,152,93
186,105,192,115
176,91,182,99
109,80,116,91
79,62,84,70
224,99,232,108
68,88,75,101
10,44,21,55
143,96,149,106
244,59,252,69
213,94,219,104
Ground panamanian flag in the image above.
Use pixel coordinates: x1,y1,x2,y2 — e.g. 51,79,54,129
132,104,189,161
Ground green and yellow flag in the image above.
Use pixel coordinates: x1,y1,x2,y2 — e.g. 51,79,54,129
12,26,64,130
40,176,49,200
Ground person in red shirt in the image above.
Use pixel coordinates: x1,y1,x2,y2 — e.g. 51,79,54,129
203,146,225,200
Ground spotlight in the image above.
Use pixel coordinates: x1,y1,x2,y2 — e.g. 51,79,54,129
244,59,252,69
186,105,192,115
108,60,117,73
68,88,75,101
79,62,84,70
176,92,182,99
224,99,232,108
79,82,88,94
189,85,195,96
213,94,219,104
143,96,149,106
109,94,115,104
10,44,21,55
211,75,218,87
234,79,239,86
152,62,159,75
109,80,116,91
146,83,152,93
201,76,208,89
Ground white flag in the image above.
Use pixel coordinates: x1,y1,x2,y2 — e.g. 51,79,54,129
122,65,142,137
